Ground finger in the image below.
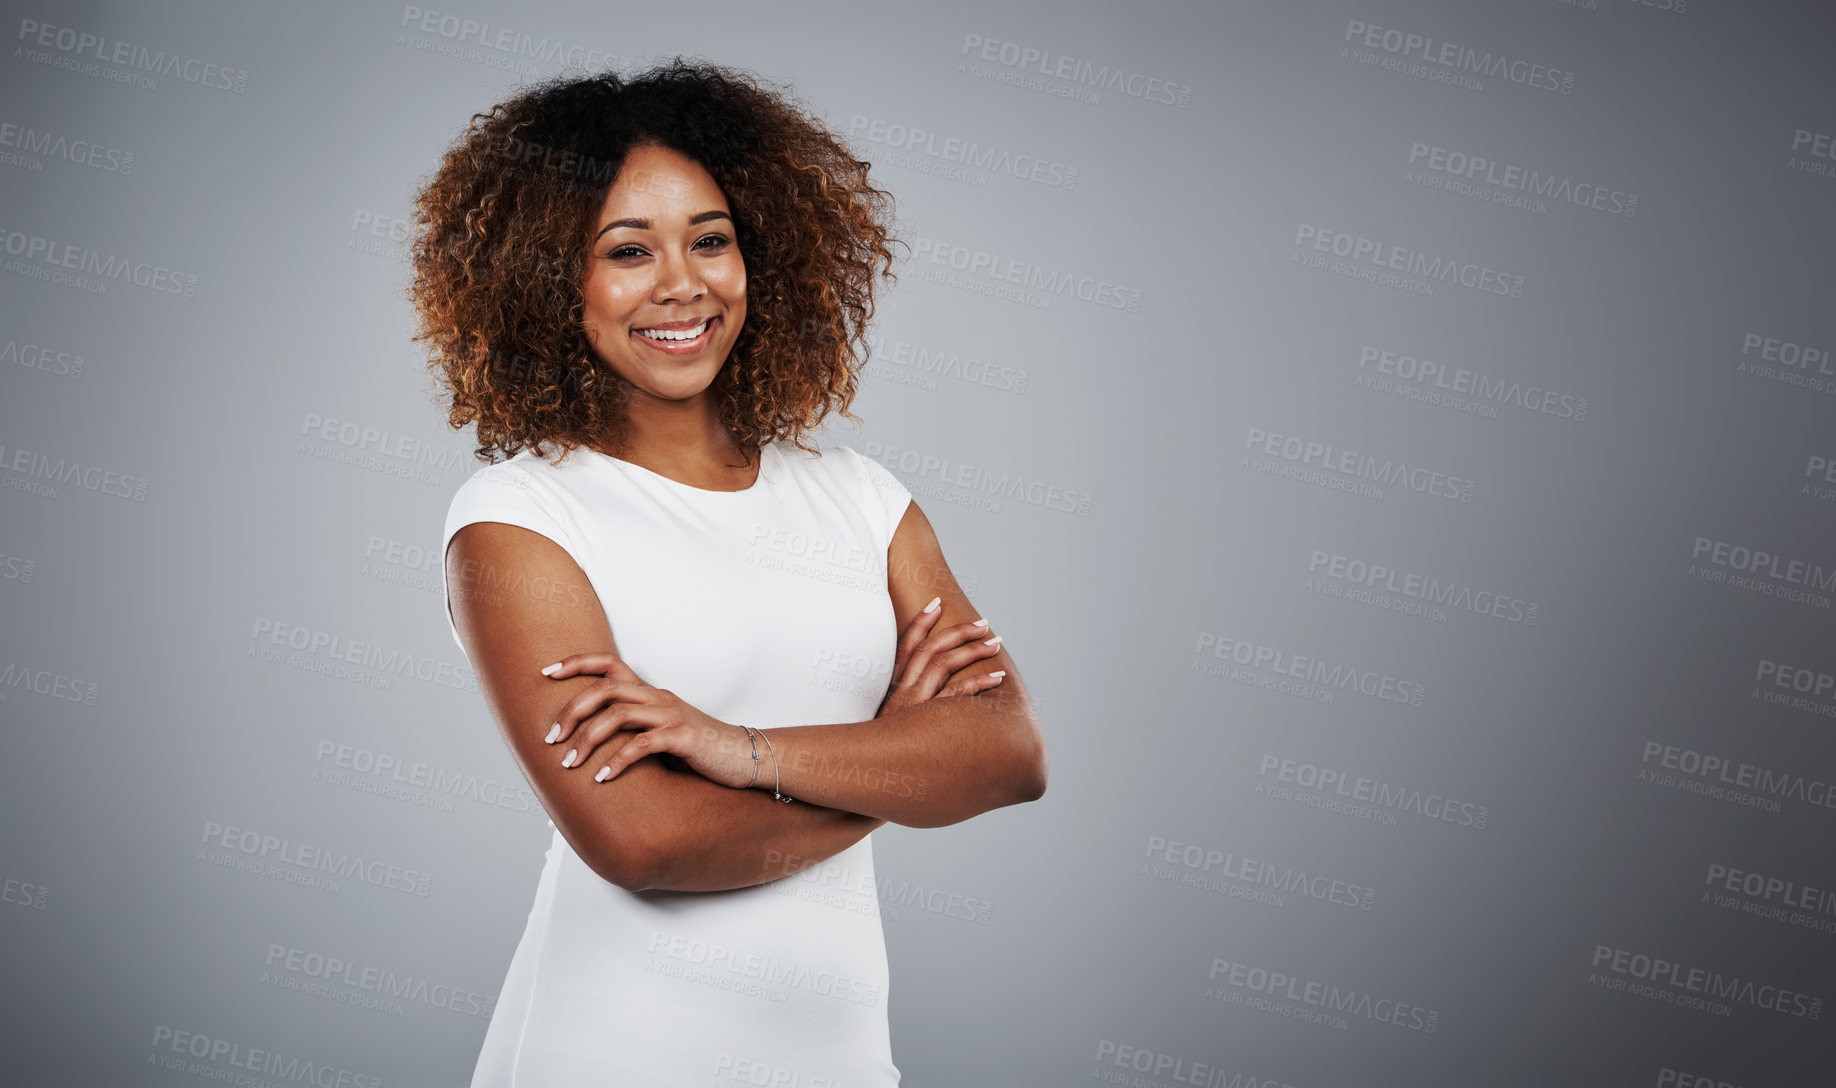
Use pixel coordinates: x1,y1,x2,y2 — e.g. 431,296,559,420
912,635,1004,698
896,623,997,702
592,723,693,783
549,679,657,746
890,597,946,679
540,652,644,684
579,723,649,779
941,669,1005,699
560,700,667,771
890,619,987,696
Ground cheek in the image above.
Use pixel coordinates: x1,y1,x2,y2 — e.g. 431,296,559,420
719,261,747,311
583,273,642,323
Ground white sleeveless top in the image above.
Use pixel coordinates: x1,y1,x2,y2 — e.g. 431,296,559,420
441,438,912,1086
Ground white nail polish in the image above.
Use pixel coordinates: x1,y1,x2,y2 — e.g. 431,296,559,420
984,635,1002,647
988,670,1005,679
595,766,611,782
563,748,578,768
923,596,940,613
545,723,561,744
972,618,989,627
541,662,563,676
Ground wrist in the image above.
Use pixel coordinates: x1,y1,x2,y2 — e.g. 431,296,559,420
738,724,763,790
758,727,794,804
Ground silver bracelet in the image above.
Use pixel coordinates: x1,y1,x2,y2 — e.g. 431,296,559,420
757,728,793,804
741,725,762,789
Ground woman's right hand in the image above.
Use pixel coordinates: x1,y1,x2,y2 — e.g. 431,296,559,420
877,595,1005,718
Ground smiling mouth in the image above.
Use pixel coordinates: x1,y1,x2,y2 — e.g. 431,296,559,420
633,318,713,344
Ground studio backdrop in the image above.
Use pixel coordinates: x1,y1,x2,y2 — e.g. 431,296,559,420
2,0,1833,1085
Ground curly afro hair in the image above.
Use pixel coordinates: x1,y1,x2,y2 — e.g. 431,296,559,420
408,58,901,465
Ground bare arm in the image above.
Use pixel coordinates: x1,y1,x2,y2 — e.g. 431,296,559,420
568,499,1050,828
445,520,883,893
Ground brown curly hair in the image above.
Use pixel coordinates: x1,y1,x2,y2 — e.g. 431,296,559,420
407,59,901,465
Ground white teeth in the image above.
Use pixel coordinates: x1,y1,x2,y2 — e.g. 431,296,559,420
636,320,709,342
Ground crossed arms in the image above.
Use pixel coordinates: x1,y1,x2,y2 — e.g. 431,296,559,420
444,498,1047,893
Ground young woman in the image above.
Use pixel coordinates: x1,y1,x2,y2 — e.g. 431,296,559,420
412,60,1048,1084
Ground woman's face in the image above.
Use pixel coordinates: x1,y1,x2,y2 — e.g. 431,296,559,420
580,142,747,407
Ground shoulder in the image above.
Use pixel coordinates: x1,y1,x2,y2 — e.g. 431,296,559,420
443,446,587,552
448,445,589,503
773,439,904,494
773,438,913,552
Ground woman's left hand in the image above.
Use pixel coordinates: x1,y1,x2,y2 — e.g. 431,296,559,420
540,652,758,789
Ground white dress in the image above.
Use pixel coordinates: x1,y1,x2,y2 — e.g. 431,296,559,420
441,438,912,1086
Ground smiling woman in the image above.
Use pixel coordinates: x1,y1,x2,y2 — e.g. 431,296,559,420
408,60,1047,1085
578,143,751,470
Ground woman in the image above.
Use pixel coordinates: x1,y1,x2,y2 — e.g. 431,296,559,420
412,60,1048,1084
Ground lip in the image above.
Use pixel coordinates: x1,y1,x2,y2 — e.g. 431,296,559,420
631,315,718,355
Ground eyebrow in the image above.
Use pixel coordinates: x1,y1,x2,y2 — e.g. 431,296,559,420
595,209,731,241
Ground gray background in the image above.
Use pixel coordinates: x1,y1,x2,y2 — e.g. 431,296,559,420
3,0,1833,1085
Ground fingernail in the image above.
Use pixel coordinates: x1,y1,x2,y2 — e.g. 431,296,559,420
988,670,1005,679
541,662,562,676
984,635,1002,647
595,765,612,782
972,618,989,628
545,723,561,744
562,748,578,768
923,596,940,613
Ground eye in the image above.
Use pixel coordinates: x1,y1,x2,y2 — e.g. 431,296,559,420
693,233,733,251
607,245,646,260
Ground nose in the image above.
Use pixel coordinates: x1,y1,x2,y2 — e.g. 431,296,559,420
650,245,705,304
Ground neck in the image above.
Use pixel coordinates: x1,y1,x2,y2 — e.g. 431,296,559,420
598,386,752,472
